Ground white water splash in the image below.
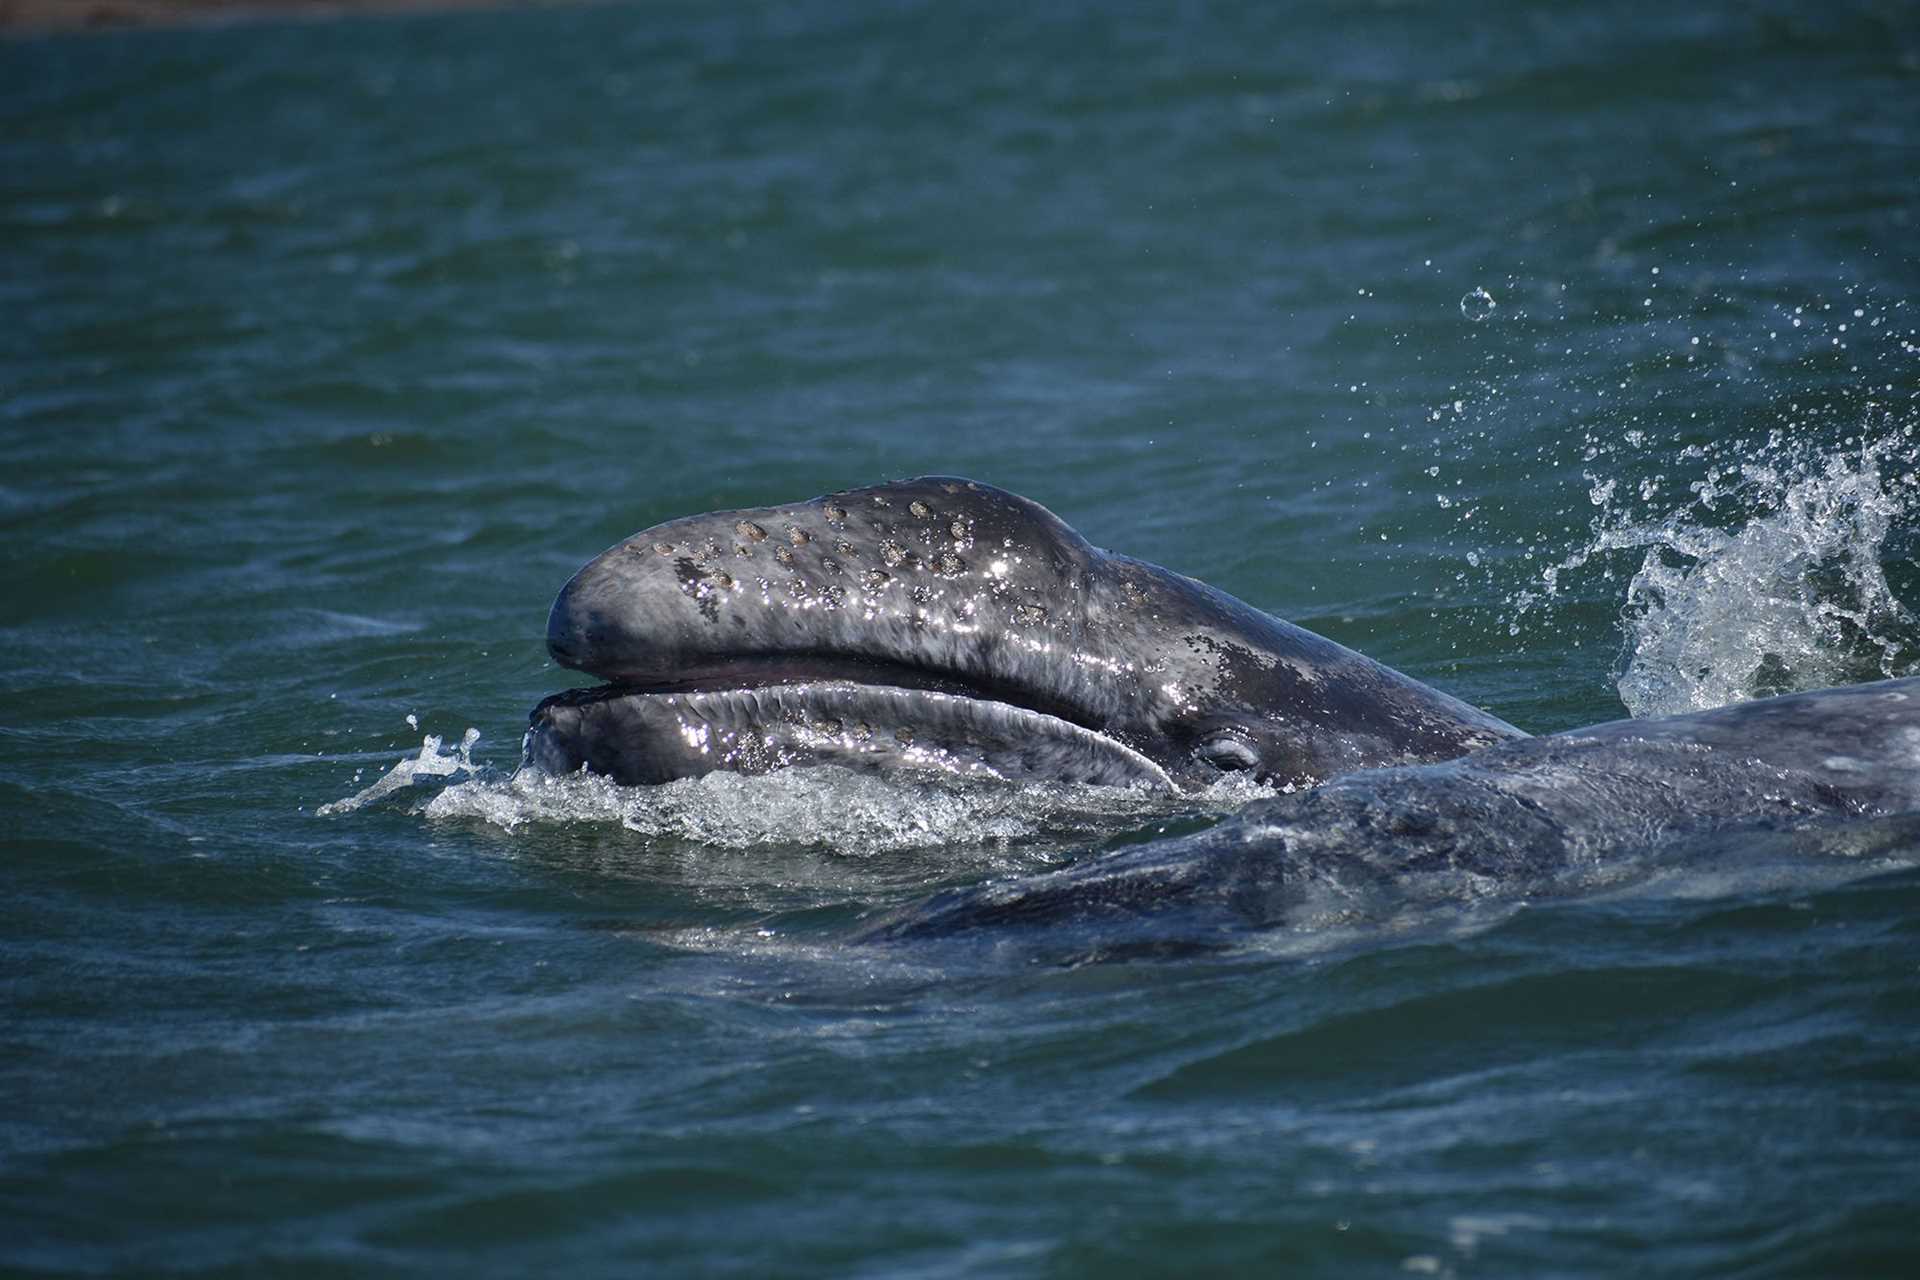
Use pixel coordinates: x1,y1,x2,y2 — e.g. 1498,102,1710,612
1513,432,1919,718
420,761,1268,855
316,728,481,815
1612,446,1918,716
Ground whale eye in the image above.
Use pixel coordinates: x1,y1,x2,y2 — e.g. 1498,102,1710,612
1195,734,1260,772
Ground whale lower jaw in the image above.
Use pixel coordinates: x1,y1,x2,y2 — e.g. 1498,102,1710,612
525,680,1177,791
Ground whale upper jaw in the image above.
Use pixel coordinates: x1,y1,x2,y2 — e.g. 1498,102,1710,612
533,476,1523,790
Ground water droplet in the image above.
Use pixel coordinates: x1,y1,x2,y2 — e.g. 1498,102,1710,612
1459,287,1496,321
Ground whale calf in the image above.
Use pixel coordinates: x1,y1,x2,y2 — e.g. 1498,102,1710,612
873,678,1920,942
533,477,1520,790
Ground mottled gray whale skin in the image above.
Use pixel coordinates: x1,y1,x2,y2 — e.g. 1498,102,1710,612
874,678,1920,942
531,477,1521,790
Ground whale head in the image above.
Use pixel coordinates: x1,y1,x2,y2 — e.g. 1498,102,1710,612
531,477,1522,790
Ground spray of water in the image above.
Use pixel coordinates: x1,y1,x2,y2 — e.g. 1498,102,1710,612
1506,428,1920,717
1609,442,1919,715
1389,270,1920,718
316,728,481,815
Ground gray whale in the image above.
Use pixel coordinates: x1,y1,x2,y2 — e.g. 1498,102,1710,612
527,478,1919,944
533,477,1519,790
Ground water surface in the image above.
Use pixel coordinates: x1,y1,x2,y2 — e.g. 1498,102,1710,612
5,1,1920,1274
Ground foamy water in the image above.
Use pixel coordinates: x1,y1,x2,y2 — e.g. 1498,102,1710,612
322,720,1274,856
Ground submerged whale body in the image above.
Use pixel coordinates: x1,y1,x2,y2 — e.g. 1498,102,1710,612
873,678,1920,941
533,477,1519,791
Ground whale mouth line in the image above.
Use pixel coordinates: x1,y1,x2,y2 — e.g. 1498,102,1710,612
532,652,1181,791
551,650,1106,736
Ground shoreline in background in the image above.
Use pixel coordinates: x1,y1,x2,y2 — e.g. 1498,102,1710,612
0,0,570,35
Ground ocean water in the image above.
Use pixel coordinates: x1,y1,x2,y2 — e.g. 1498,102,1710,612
5,1,1920,1274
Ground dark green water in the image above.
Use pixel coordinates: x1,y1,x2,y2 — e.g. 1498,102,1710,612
6,1,1920,1274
